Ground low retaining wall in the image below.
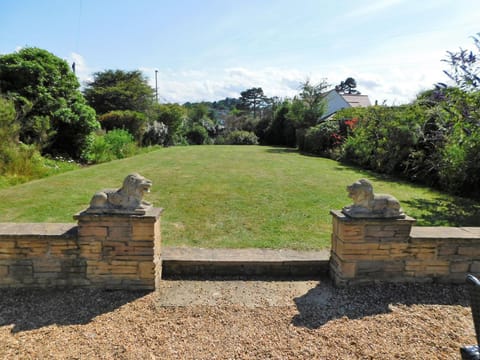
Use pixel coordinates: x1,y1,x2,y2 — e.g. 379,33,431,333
330,210,480,286
0,208,162,290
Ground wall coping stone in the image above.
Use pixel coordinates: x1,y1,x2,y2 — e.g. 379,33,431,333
74,207,164,221
330,210,416,224
410,226,480,239
0,223,77,238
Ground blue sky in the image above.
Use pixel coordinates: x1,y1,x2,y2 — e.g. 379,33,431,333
1,0,478,104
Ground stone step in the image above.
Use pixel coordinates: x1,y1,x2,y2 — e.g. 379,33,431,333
161,247,330,278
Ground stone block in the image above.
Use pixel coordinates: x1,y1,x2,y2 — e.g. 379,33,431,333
78,226,107,238
458,246,480,257
339,225,364,242
470,261,480,273
132,223,155,240
138,262,155,279
450,262,469,273
0,265,8,277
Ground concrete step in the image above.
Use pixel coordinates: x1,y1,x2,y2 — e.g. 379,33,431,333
161,247,330,279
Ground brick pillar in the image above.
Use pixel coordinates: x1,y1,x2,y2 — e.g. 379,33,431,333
74,208,163,290
330,210,415,286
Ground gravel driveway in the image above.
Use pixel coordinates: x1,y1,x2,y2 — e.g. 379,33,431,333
0,277,476,359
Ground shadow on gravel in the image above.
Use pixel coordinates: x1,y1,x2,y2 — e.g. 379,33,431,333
0,288,148,333
292,279,470,329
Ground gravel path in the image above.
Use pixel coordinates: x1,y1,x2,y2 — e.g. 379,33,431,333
0,277,476,359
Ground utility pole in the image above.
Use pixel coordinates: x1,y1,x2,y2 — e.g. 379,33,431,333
155,69,158,103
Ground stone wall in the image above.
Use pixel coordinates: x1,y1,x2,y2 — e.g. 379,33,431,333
0,208,162,289
330,210,480,286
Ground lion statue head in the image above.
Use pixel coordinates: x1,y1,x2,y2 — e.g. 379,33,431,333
346,179,374,208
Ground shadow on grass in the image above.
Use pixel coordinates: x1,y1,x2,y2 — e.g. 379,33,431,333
404,197,480,226
264,147,298,154
292,279,469,329
0,288,148,333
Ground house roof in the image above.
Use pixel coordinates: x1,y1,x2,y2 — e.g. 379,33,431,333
341,94,372,107
320,90,371,120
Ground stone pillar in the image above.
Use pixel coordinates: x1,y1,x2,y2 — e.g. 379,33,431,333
330,210,416,286
74,207,163,290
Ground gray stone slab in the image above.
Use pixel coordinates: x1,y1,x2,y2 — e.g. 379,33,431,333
410,226,480,239
162,247,330,262
0,223,77,237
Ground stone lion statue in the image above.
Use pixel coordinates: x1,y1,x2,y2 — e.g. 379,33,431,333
342,178,404,218
86,173,153,214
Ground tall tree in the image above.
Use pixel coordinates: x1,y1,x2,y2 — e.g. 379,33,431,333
0,47,99,159
335,77,360,94
239,87,269,118
83,70,154,115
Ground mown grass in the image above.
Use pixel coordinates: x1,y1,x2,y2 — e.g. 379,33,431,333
0,146,478,250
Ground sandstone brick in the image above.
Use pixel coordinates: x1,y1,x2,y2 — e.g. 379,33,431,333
458,247,480,257
0,240,15,249
450,262,469,273
34,260,62,273
438,245,458,257
338,224,364,242
138,262,155,279
107,225,132,241
132,223,155,240
78,226,107,238
0,265,8,277
470,261,480,273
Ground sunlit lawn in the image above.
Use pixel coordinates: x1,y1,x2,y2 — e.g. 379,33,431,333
0,146,478,250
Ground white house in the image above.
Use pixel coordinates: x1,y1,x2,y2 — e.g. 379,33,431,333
321,90,372,120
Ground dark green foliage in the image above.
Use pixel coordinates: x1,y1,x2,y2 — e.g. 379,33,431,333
287,79,329,130
239,87,269,119
0,47,99,159
303,120,341,156
342,106,424,174
98,110,147,143
185,123,209,145
148,103,186,144
223,130,259,145
83,70,154,115
82,129,136,164
260,101,296,147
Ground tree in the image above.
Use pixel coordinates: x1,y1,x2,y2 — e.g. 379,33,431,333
83,70,154,115
0,47,99,159
443,33,480,91
239,87,270,119
335,77,360,94
287,79,329,129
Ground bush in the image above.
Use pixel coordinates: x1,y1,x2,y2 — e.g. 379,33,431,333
185,123,209,145
303,120,341,156
82,129,137,164
341,106,423,175
142,121,168,146
99,110,147,143
224,131,259,145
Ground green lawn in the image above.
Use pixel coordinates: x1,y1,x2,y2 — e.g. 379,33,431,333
0,146,479,250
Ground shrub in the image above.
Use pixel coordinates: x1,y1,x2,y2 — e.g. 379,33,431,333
342,106,423,175
142,121,168,146
82,129,137,164
99,110,147,143
303,120,341,156
185,123,209,145
224,130,259,145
